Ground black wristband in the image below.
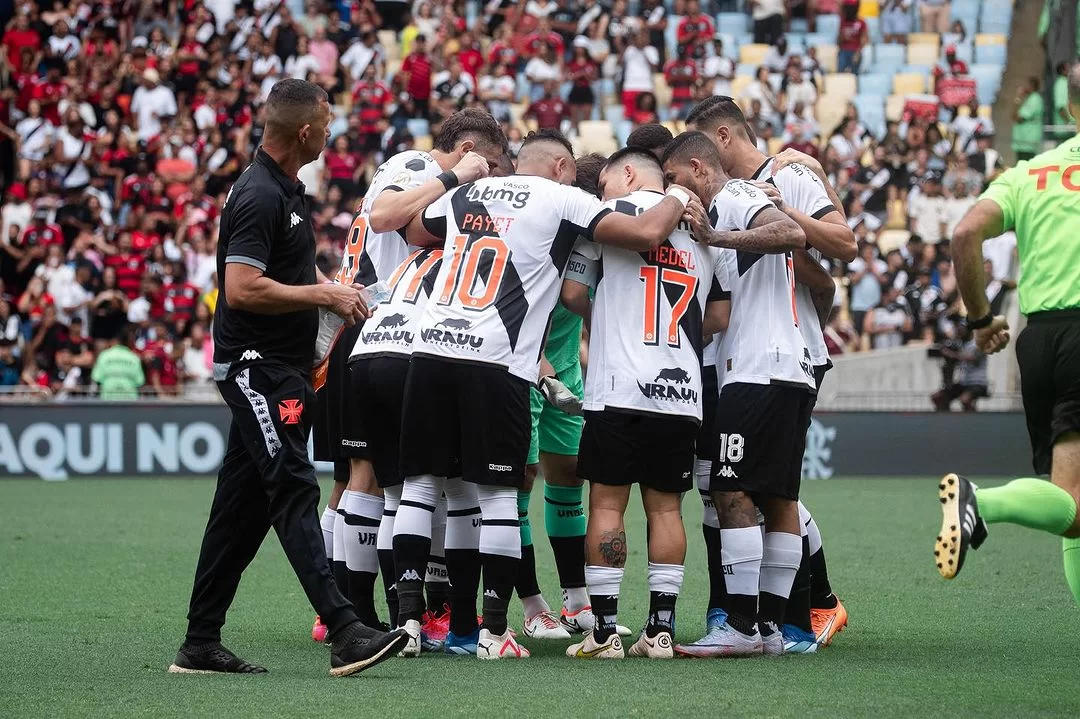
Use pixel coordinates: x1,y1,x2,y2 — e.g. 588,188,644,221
437,171,458,192
968,312,994,330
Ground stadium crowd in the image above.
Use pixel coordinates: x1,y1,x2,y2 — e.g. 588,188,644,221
0,0,1024,398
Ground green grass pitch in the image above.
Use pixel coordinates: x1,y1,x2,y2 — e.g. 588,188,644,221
1,477,1078,718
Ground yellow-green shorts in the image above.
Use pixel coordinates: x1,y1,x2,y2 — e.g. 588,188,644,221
528,362,585,464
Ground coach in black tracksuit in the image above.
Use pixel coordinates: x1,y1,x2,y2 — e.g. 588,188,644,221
169,79,407,678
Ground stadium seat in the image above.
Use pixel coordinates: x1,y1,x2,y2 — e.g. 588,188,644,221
816,94,848,136
975,44,1007,64
975,33,1007,46
824,73,858,101
954,43,974,64
885,94,907,121
859,73,891,94
665,22,679,57
893,73,927,95
859,0,880,17
950,0,980,22
908,32,940,49
803,32,833,50
877,229,911,253
731,75,753,97
866,16,883,43
614,119,632,147
815,44,839,73
969,64,1003,104
406,118,430,138
736,62,758,77
906,42,939,67
978,104,993,119
414,135,433,151
717,12,749,34
715,33,738,57
873,43,906,70
578,121,617,155
978,15,1012,35
603,105,624,123
379,31,400,62
816,14,841,39
790,18,810,34
739,43,770,65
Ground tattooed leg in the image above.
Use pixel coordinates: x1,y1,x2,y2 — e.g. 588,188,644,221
585,484,632,567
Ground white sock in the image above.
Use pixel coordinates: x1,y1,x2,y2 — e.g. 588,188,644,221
333,490,352,566
343,491,383,574
760,531,802,600
585,565,624,630
562,587,590,613
477,485,521,559
522,593,551,618
800,501,823,554
647,562,684,595
394,475,443,540
320,506,336,559
720,526,763,598
444,481,481,550
377,486,401,553
427,495,449,586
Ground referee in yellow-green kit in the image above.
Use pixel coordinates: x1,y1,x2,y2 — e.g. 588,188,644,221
933,65,1080,604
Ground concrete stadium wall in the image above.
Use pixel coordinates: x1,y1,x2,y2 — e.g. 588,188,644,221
0,404,1034,480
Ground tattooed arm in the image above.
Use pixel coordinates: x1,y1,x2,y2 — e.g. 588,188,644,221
688,204,806,253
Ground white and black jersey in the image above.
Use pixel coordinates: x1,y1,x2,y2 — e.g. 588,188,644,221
350,248,444,360
416,175,611,382
334,150,441,287
749,157,835,377
567,190,726,422
712,179,815,391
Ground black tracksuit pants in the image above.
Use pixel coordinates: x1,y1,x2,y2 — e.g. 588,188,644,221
184,362,357,644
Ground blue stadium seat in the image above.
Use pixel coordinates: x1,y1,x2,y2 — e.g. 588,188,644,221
951,0,980,22
735,32,755,48
975,43,1007,65
816,14,841,39
873,43,906,69
866,16,883,44
978,16,1012,34
717,12,749,34
406,118,430,138
970,64,1003,104
736,62,758,77
604,105,625,123
804,32,833,49
854,95,887,137
954,43,974,64
615,120,632,146
715,32,738,57
516,72,531,102
858,72,892,94
899,64,933,77
790,18,809,34
665,19,680,56
559,81,572,100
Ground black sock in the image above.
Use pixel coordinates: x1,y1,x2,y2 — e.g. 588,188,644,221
549,536,586,590
332,558,350,600
810,548,838,609
347,570,381,627
377,548,398,627
702,524,727,610
515,543,541,599
645,591,677,637
480,552,518,635
393,533,430,623
783,535,813,633
445,548,481,637
590,592,619,642
726,593,758,636
425,577,449,614
757,591,787,634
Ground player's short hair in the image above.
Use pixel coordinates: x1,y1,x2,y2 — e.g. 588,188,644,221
433,108,508,153
265,79,328,132
685,95,747,133
520,128,575,157
659,131,723,169
575,152,608,197
626,123,674,154
603,146,663,176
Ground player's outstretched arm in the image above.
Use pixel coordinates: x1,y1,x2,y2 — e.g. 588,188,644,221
367,151,490,234
592,188,693,250
696,206,805,253
792,249,836,325
953,199,1010,353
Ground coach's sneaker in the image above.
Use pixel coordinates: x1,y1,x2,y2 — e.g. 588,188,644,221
935,473,988,579
329,623,410,677
524,610,572,640
168,642,267,674
810,599,848,647
560,606,631,637
628,631,673,659
674,622,762,658
781,624,818,654
760,624,785,656
476,628,530,659
311,615,329,643
397,619,422,658
566,631,624,659
444,627,481,656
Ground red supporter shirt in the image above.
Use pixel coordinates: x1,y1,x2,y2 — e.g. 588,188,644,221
664,59,698,102
487,41,519,69
677,14,715,46
352,79,392,132
526,97,567,130
177,41,201,76
525,31,564,59
30,79,68,125
567,59,597,88
131,230,161,252
142,339,179,385
21,224,65,249
121,174,155,206
783,140,821,159
458,48,484,80
164,282,200,320
105,253,146,299
324,151,360,180
401,52,433,100
838,19,867,51
5,29,41,71
933,58,970,78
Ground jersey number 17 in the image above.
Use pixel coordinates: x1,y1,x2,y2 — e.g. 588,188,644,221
640,266,697,347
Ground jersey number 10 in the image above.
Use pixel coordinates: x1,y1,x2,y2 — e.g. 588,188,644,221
438,235,510,311
639,266,697,347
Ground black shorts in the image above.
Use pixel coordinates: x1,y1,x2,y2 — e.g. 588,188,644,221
343,355,410,487
568,85,594,105
697,364,719,459
399,355,530,487
312,323,364,463
578,409,697,494
1016,311,1080,475
710,382,813,500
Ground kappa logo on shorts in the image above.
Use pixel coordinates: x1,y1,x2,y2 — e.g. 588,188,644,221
278,399,304,425
488,463,513,472
341,439,367,448
240,350,262,361
716,465,739,479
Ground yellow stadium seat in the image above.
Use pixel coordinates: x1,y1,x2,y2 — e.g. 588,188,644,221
663,120,685,135
824,73,857,101
906,42,939,67
885,94,906,121
977,104,993,119
893,73,927,95
767,137,785,155
739,43,770,65
877,229,911,253
815,94,847,138
378,31,400,62
908,32,940,48
956,104,972,117
815,44,839,73
885,200,908,230
858,0,879,17
414,135,433,151
386,59,402,79
975,33,1007,46
653,73,673,107
731,75,753,98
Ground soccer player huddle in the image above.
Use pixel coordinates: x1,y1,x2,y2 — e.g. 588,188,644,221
314,98,854,661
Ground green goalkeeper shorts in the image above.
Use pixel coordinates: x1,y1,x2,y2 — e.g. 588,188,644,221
528,361,585,464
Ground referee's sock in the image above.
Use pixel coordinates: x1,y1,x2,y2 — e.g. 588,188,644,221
332,491,351,594
976,479,1078,534
478,485,520,636
343,490,384,627
544,483,587,610
393,475,442,623
425,496,450,614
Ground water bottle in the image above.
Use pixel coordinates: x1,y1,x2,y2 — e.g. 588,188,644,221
360,280,391,308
